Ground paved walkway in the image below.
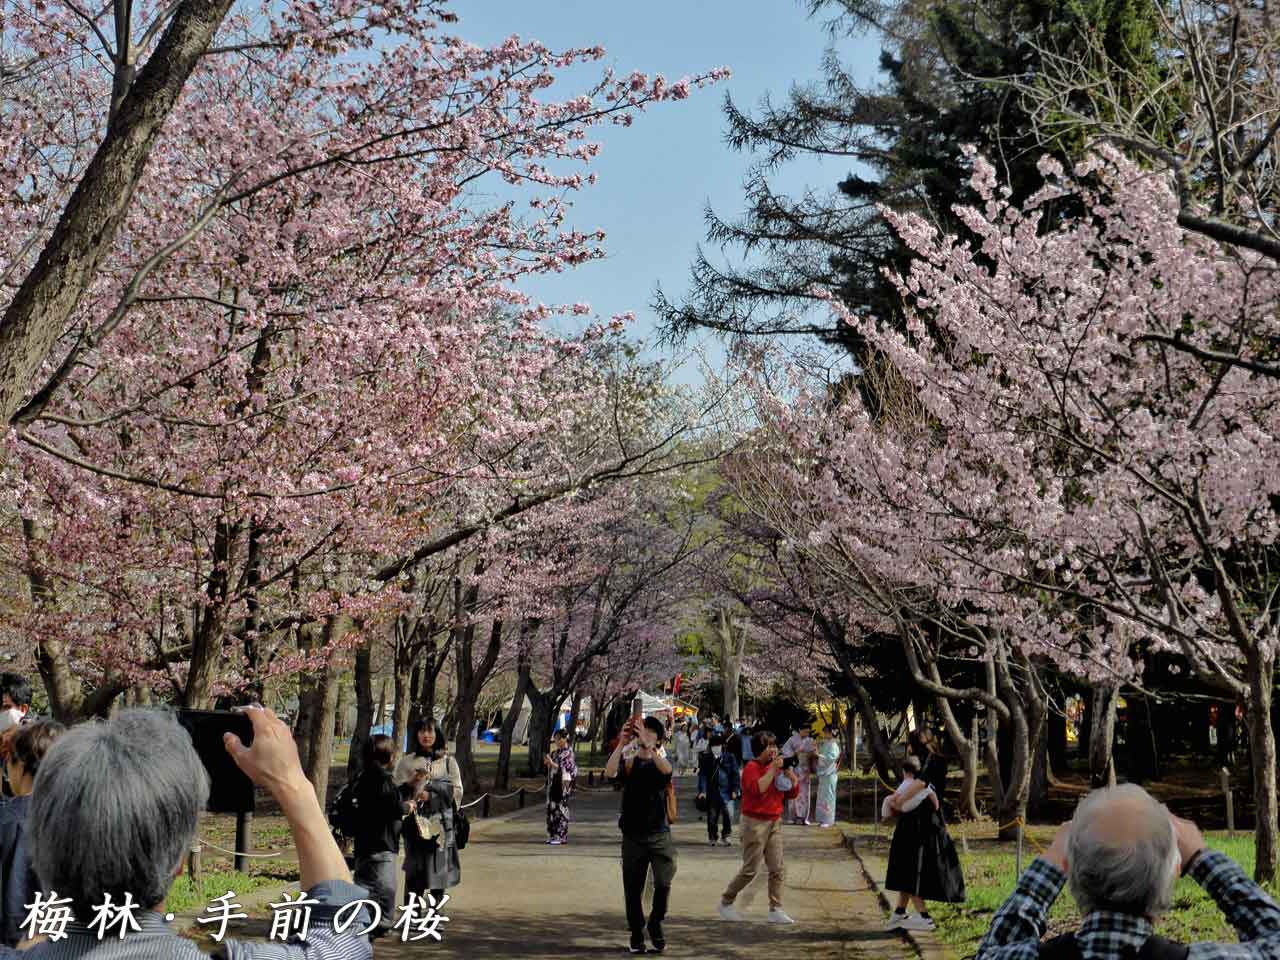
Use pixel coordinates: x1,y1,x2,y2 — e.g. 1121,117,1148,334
369,777,915,959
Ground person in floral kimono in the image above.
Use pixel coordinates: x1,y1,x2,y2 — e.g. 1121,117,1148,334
545,729,579,844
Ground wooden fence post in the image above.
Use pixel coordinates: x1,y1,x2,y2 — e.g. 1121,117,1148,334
1221,768,1235,835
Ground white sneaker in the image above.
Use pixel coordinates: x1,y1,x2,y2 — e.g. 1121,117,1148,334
903,913,936,931
885,911,908,930
767,909,795,924
718,902,745,922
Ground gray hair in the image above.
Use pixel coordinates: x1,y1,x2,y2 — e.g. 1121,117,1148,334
1067,783,1179,917
30,708,210,917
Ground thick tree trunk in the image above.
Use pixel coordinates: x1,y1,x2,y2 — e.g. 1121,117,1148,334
293,624,318,775
1047,708,1068,780
347,644,374,781
954,714,981,821
0,0,238,425
567,689,584,743
183,518,237,710
453,692,480,794
525,687,554,777
1126,692,1159,784
334,671,351,739
935,693,981,821
1088,681,1120,788
303,647,341,807
392,665,412,751
495,663,532,792
1216,699,1239,767
586,695,608,747
718,608,745,723
1247,654,1278,885
374,677,388,731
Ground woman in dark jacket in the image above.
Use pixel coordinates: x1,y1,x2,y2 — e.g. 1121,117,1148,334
352,735,415,938
883,728,965,932
402,718,463,907
0,720,65,946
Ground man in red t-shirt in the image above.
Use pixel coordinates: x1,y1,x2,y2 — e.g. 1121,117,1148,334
717,730,800,924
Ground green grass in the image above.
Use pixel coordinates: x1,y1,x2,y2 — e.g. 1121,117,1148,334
166,870,278,915
932,832,1274,955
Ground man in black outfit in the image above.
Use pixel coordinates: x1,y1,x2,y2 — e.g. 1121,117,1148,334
605,714,676,955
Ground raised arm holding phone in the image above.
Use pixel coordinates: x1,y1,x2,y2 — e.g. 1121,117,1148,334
611,706,677,955
717,730,799,926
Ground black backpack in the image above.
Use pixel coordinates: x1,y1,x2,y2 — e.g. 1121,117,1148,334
453,802,471,850
1040,933,1189,960
328,778,361,839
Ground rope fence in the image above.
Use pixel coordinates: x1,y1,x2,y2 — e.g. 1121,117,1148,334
197,837,295,859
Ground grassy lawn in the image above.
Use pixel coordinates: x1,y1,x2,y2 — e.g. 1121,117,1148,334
167,870,279,915
925,830,1270,955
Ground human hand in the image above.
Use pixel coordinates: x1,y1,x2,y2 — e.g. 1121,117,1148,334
1043,820,1071,873
223,705,309,805
769,752,784,771
1170,813,1206,875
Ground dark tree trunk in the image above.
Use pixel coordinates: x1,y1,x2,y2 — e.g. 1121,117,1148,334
1217,700,1239,767
525,687,554,777
1126,692,1159,784
495,663,532,792
1048,708,1068,778
1246,651,1278,884
347,644,374,781
0,0,238,424
567,689,584,744
1089,681,1120,788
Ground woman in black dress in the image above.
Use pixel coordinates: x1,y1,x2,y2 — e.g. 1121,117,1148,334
884,728,966,931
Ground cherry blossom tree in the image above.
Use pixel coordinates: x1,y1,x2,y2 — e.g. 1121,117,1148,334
0,1,730,720
736,148,1280,876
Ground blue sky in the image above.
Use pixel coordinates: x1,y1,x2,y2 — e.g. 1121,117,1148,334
450,1,882,384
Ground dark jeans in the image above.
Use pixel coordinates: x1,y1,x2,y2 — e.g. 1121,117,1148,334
621,831,677,938
353,852,398,932
707,799,734,841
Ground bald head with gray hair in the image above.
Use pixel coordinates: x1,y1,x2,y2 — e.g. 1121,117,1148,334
29,708,210,918
1067,783,1180,918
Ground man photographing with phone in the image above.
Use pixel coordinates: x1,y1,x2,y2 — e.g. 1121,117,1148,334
605,709,676,955
717,730,799,925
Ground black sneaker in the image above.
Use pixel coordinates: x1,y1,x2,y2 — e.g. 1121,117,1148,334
647,921,665,953
628,934,647,954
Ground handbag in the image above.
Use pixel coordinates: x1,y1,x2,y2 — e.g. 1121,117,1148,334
453,803,471,850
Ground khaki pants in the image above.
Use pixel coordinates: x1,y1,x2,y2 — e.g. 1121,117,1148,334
721,814,785,909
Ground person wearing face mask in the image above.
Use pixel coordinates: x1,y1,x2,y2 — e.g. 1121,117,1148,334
697,734,741,846
0,674,31,735
0,675,33,800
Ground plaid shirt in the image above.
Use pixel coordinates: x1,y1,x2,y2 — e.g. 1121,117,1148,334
976,851,1280,959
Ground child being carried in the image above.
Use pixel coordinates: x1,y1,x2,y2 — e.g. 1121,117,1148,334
881,754,938,820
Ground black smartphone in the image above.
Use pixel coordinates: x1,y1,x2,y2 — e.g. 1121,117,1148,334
177,709,256,814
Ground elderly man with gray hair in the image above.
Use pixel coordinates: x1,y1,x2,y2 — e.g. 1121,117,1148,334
0,705,372,960
976,784,1280,959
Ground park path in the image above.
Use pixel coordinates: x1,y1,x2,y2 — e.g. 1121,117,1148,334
371,776,916,959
